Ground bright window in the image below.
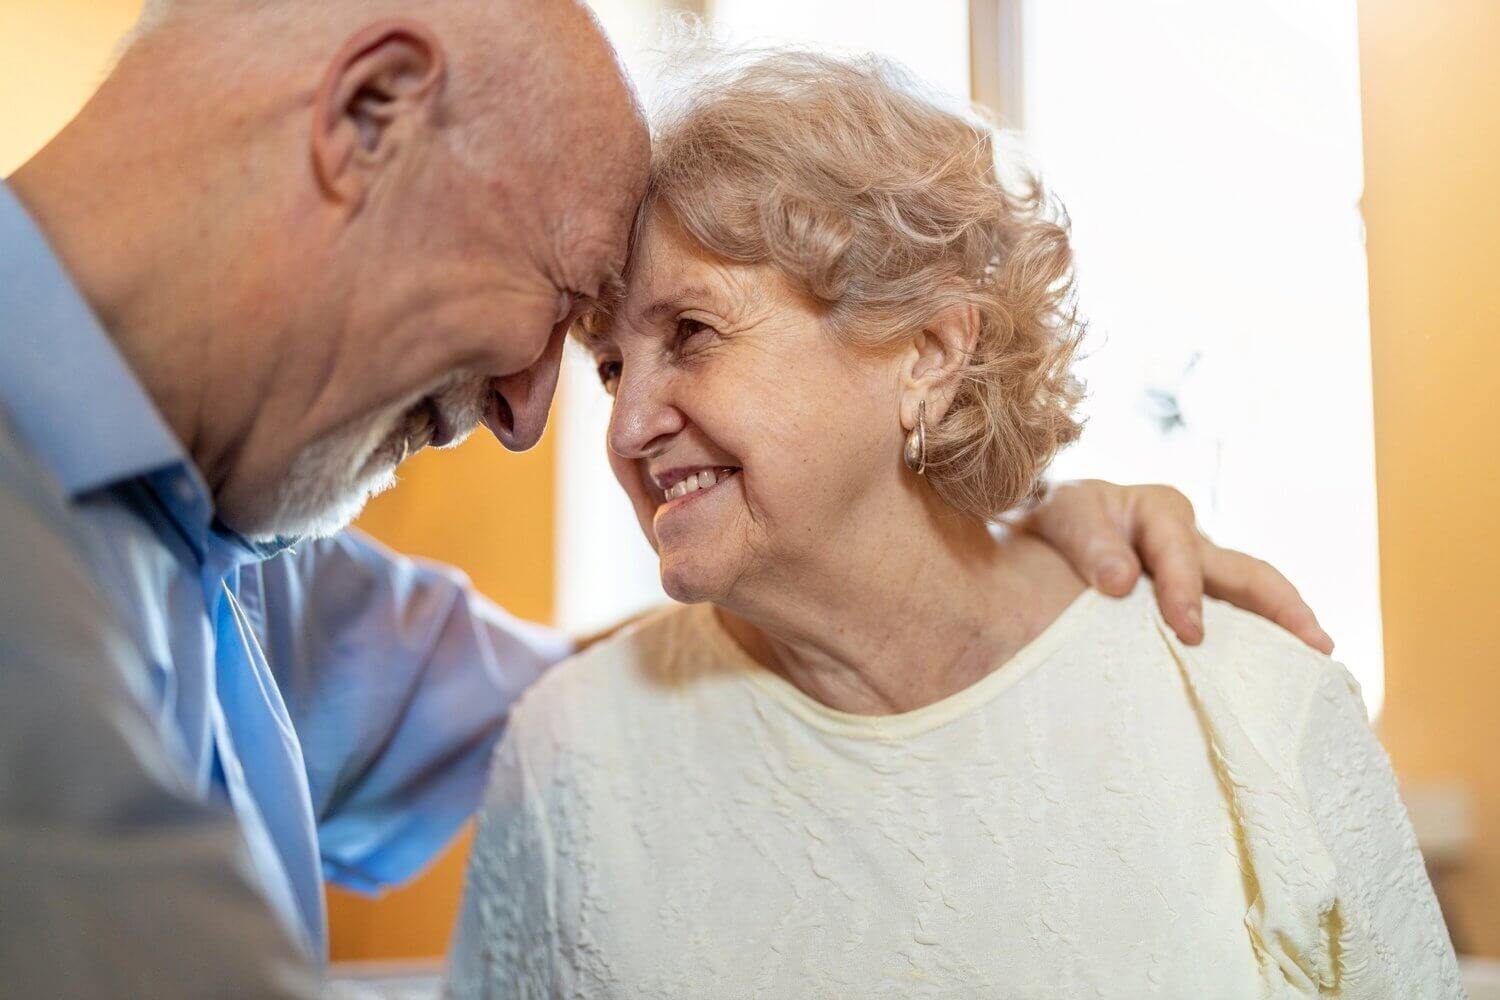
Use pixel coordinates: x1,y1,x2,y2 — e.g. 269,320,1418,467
1024,0,1382,710
708,0,969,100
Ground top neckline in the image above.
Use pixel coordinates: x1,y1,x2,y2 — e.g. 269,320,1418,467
688,586,1104,741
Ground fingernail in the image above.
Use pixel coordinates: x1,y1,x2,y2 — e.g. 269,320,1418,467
1187,607,1204,636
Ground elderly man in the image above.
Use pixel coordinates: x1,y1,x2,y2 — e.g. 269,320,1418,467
0,0,1330,995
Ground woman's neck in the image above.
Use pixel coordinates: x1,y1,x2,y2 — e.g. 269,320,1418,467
716,506,1086,716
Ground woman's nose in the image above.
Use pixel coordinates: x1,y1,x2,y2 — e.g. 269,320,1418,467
608,367,685,459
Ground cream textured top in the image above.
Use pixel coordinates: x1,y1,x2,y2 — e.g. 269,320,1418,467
447,583,1462,999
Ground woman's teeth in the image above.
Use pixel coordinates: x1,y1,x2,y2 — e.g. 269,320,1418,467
664,468,734,502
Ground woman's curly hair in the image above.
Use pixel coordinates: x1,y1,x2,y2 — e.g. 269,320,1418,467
635,45,1086,520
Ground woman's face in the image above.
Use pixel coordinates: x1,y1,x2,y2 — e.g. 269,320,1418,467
590,209,906,605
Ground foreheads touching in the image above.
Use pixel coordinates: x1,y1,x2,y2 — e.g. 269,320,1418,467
116,0,649,540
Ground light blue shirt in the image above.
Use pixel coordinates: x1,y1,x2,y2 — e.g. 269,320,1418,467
0,182,571,962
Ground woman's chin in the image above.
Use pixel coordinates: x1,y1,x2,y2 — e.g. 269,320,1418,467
658,552,731,606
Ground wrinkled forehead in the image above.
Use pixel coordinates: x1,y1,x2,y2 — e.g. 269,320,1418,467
556,199,632,291
529,163,642,327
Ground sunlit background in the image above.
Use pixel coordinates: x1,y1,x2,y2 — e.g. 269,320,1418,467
2,0,1496,980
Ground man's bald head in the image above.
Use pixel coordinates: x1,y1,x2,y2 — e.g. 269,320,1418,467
130,0,646,195
27,0,650,538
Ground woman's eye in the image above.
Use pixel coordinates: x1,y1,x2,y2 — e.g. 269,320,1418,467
676,317,715,347
596,359,622,395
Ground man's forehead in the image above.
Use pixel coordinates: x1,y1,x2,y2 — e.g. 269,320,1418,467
547,181,634,282
480,0,649,258
566,148,647,244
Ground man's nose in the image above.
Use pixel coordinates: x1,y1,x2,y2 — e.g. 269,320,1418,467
486,325,568,452
608,366,685,460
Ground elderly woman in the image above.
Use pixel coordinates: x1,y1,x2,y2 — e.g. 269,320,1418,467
448,51,1460,998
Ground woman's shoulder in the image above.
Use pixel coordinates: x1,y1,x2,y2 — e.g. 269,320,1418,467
1097,578,1364,728
1097,583,1447,991
503,602,724,752
1195,588,1364,725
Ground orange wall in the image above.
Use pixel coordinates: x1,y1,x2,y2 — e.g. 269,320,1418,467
332,433,556,961
1359,0,1500,956
0,1,142,174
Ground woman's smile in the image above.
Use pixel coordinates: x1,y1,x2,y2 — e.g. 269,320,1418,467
650,465,741,523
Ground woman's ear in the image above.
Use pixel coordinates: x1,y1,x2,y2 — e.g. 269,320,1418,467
311,20,447,207
898,303,981,431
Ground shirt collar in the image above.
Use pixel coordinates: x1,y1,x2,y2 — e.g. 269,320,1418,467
0,183,303,570
0,182,218,547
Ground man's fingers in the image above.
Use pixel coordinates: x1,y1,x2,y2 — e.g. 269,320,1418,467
1025,481,1334,655
1129,489,1206,644
1202,546,1335,654
1020,481,1141,595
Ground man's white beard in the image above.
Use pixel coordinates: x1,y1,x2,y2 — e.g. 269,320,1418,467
240,373,488,544
248,405,405,543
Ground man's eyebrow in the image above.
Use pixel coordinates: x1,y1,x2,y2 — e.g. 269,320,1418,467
572,323,610,354
593,263,625,307
565,262,626,355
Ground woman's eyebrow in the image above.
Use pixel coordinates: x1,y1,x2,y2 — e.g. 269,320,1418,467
642,285,716,323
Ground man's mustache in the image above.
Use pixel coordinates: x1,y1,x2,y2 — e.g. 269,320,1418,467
413,372,491,450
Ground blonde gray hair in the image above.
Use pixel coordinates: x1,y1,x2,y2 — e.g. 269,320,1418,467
638,48,1085,520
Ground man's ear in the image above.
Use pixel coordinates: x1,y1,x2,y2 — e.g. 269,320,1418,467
898,303,981,432
311,20,447,207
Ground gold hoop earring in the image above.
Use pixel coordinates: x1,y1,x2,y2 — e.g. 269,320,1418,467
903,400,927,475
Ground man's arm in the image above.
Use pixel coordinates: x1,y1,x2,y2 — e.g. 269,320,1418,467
1014,480,1334,653
0,442,318,997
253,530,573,893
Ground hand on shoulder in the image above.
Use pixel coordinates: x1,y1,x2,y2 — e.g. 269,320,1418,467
1011,479,1334,654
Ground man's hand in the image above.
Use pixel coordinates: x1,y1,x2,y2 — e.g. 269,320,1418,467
1015,480,1334,654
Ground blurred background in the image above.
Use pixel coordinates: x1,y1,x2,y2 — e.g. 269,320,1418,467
2,0,1495,974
